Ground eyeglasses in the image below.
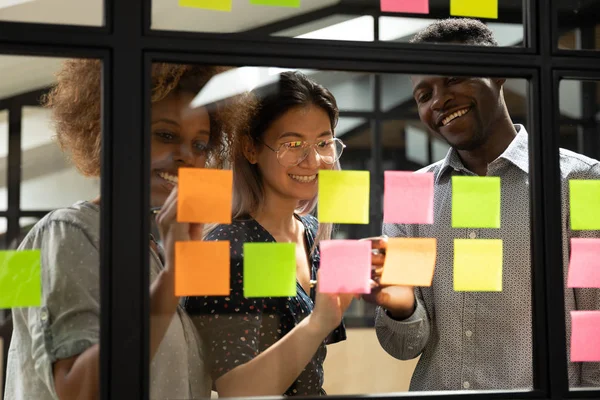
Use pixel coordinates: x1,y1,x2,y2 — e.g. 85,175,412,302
258,137,346,167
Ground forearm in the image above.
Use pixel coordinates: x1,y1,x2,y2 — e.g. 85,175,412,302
149,268,180,359
53,345,100,400
215,314,329,397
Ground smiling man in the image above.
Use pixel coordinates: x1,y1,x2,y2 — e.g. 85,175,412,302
363,18,600,391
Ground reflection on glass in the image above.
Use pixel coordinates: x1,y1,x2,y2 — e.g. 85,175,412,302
558,79,600,390
0,110,8,210
0,0,103,26
557,0,599,51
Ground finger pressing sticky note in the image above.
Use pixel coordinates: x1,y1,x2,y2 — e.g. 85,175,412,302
450,0,498,19
319,240,371,294
178,168,233,224
179,0,232,11
569,180,600,230
244,243,296,298
570,311,600,362
384,171,434,224
380,0,429,14
452,176,501,229
318,170,370,224
381,238,437,286
0,250,41,309
567,238,600,288
175,241,230,296
454,239,502,292
250,0,300,7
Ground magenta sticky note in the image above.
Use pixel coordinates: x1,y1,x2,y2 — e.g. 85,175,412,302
567,238,600,288
380,0,429,14
319,240,371,294
570,311,600,362
384,171,434,224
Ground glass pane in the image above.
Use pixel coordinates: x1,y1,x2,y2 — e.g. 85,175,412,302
0,0,103,26
0,217,6,250
0,110,8,210
0,56,102,398
152,0,526,48
557,0,599,51
558,78,600,390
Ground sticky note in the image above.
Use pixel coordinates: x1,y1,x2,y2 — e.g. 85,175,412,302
384,171,434,224
452,176,501,229
0,250,41,309
380,0,429,14
567,238,600,288
319,240,371,294
178,168,233,224
179,0,232,11
450,0,498,19
454,239,502,292
570,311,600,362
250,0,300,7
244,243,296,297
175,241,230,296
570,180,600,230
381,238,437,286
318,170,370,224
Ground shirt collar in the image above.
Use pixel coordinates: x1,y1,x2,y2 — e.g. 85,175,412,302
436,124,529,183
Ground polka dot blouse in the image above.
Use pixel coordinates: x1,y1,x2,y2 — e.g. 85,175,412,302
184,214,346,396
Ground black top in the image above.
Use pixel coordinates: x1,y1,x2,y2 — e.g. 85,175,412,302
184,214,346,396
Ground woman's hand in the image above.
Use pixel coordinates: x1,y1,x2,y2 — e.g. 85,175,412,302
310,271,354,335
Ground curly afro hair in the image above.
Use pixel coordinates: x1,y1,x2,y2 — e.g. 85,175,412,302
410,18,498,46
43,60,247,176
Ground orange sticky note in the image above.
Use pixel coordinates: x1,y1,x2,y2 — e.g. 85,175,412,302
175,241,230,296
178,168,233,224
380,238,437,286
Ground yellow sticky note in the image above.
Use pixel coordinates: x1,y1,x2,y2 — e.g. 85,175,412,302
318,170,370,224
175,241,230,296
0,250,41,308
569,180,600,230
179,0,232,11
454,239,503,292
450,0,498,19
381,238,437,287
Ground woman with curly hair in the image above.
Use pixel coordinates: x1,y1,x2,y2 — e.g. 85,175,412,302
5,60,240,400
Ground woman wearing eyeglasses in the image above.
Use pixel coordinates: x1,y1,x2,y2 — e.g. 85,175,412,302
184,71,352,397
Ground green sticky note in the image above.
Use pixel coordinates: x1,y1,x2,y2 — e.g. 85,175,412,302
0,250,41,309
452,176,501,228
450,0,498,19
570,180,600,230
318,170,370,224
250,0,300,7
179,0,232,11
454,239,503,292
244,243,296,298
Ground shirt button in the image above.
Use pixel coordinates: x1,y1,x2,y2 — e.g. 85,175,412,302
463,381,471,389
465,330,472,338
40,310,48,321
469,231,477,239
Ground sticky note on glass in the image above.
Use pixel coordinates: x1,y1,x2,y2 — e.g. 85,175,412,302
178,168,232,224
381,238,437,286
179,0,232,11
450,0,498,19
384,171,434,224
454,239,502,292
244,243,296,298
175,241,230,296
569,180,600,230
250,0,300,7
570,311,600,362
0,250,41,308
567,238,600,288
319,240,371,294
452,176,501,228
318,170,370,224
380,0,429,14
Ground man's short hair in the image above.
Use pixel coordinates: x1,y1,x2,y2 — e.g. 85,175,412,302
410,18,498,46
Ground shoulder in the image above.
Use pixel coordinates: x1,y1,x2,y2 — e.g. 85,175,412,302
204,219,262,243
415,159,445,175
559,148,600,179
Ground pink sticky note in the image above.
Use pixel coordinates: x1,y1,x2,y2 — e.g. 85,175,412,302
319,240,371,294
381,0,429,14
570,311,600,362
567,238,600,288
384,171,434,224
